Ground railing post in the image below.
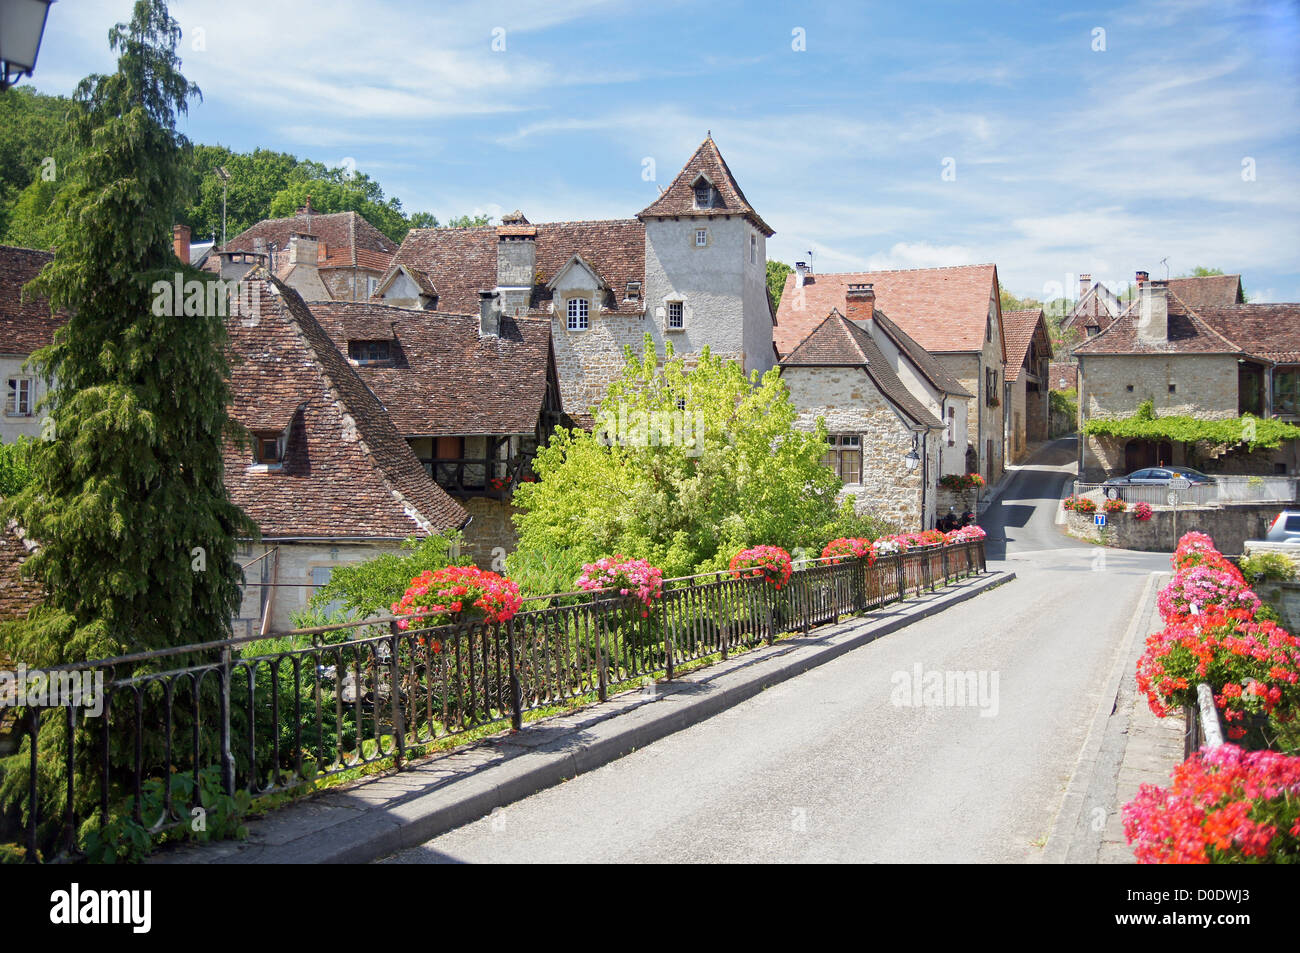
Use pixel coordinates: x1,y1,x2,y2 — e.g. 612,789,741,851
895,554,905,603
219,646,235,797
664,600,676,681
504,618,523,731
387,623,406,769
765,584,776,646
942,545,950,586
594,594,608,702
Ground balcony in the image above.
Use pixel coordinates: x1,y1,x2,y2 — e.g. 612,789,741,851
422,455,534,499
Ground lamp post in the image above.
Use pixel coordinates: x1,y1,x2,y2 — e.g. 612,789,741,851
214,165,230,249
0,0,54,91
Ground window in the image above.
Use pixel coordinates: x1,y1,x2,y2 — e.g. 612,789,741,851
567,296,589,331
693,183,712,208
1276,368,1300,416
666,301,684,330
1125,384,1134,392
367,276,378,297
5,377,33,416
1168,383,1176,394
348,340,391,364
695,229,708,247
625,280,641,302
822,435,862,484
253,431,284,465
750,234,757,265
311,567,344,615
676,397,687,411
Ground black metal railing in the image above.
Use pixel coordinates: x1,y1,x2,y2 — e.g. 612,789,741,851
2,540,984,860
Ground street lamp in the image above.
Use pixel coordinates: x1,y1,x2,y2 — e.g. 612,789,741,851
904,446,921,472
214,165,230,249
0,0,54,91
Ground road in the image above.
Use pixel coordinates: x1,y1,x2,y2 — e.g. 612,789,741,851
385,437,1167,863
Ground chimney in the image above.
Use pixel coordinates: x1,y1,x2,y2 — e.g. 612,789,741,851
1135,270,1149,288
289,233,319,267
495,213,536,317
173,224,191,265
794,261,809,288
845,282,875,323
1079,273,1091,301
479,290,501,338
1138,279,1168,345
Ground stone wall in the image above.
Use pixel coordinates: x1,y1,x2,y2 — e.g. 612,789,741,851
0,519,40,625
782,364,931,530
461,496,520,570
1080,353,1239,420
1063,502,1287,555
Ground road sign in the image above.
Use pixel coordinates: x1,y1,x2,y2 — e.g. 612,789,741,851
1095,513,1107,527
1169,477,1191,491
1167,491,1179,506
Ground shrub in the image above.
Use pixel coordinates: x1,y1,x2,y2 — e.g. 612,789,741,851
1123,744,1300,863
390,566,522,629
1133,501,1153,521
575,556,665,617
309,533,468,617
821,537,876,566
1072,496,1097,515
1156,565,1259,620
1240,552,1298,586
1103,498,1127,514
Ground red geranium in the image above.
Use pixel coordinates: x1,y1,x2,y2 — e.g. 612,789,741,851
391,565,523,630
729,546,793,590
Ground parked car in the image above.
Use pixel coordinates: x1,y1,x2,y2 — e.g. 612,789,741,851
1265,509,1300,544
1102,466,1214,499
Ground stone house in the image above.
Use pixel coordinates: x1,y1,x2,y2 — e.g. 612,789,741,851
377,136,775,419
223,277,467,635
310,293,565,568
217,201,397,302
780,309,946,530
0,245,59,444
1002,308,1053,462
775,263,1008,485
1073,276,1300,481
1061,273,1124,345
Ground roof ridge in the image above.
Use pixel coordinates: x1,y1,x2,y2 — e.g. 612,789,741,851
812,263,997,277
1171,289,1243,352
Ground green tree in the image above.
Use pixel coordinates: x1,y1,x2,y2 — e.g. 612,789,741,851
509,336,849,592
407,210,440,230
2,0,253,668
766,259,793,313
445,213,493,228
0,87,72,243
999,288,1041,313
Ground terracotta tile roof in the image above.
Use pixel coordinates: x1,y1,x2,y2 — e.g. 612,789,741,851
1073,291,1243,357
868,309,971,397
223,278,467,539
780,310,942,429
1063,281,1122,334
775,264,1002,360
391,219,645,317
1002,308,1052,382
373,262,439,300
225,210,396,276
1194,304,1300,365
0,245,61,355
637,136,774,237
1166,274,1244,310
310,301,556,437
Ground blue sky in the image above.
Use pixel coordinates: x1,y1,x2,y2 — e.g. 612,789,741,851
25,0,1300,301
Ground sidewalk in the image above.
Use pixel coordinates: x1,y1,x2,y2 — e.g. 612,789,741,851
151,570,1013,865
1041,569,1183,864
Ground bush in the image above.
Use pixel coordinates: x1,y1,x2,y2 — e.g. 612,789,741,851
1103,498,1127,514
308,533,468,617
0,437,36,498
1240,552,1298,586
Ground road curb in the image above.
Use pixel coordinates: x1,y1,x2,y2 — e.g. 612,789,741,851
1038,568,1162,864
151,570,1014,865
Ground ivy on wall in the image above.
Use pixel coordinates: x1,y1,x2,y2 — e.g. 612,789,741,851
1083,400,1300,451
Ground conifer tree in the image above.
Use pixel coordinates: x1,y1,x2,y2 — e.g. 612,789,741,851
3,0,253,667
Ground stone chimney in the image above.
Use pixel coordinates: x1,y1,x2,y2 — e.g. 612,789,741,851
1079,273,1091,300
845,282,875,323
1135,270,1149,288
173,224,191,265
289,233,319,266
496,212,536,317
1137,279,1168,345
479,290,501,338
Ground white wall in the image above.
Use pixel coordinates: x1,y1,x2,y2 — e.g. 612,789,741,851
0,355,50,443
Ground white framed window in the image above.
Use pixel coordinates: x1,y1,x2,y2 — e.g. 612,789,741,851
666,301,684,330
5,378,34,417
695,228,708,247
367,276,378,297
750,234,757,264
567,296,589,331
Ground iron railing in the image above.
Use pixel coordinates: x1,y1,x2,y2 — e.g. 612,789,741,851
1,540,984,860
1075,476,1298,508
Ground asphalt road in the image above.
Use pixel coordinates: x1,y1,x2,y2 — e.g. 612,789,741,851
385,437,1168,863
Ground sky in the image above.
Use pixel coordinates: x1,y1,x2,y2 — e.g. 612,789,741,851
23,0,1300,301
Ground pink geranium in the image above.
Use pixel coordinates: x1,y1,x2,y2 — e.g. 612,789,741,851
576,555,665,617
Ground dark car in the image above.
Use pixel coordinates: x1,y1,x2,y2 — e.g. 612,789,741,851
1102,466,1214,499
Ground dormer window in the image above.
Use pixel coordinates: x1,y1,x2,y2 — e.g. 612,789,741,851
254,431,285,465
693,182,713,209
348,340,391,365
625,280,641,302
567,296,589,331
